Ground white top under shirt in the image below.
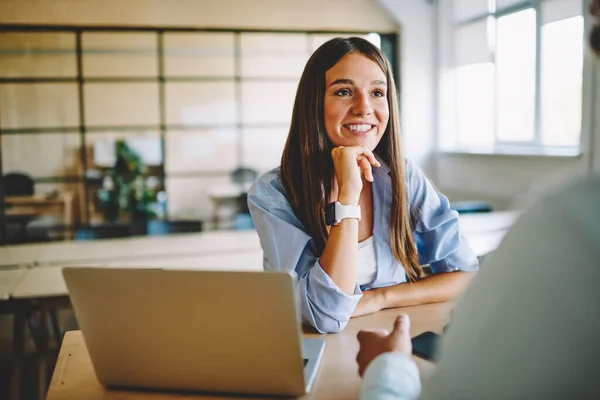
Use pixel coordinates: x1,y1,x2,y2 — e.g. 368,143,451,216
357,235,377,286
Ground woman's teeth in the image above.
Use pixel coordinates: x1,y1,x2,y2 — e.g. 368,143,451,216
345,124,372,133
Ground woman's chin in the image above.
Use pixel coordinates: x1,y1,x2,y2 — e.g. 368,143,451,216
347,138,378,151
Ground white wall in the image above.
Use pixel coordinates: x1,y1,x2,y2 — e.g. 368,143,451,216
0,0,397,32
377,0,437,172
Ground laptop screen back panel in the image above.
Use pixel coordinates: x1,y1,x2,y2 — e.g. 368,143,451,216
63,268,307,397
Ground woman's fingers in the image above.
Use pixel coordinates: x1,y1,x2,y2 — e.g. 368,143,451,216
358,145,381,168
356,145,380,182
357,155,374,182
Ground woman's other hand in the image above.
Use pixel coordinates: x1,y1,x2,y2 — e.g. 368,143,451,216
352,288,386,317
331,145,380,204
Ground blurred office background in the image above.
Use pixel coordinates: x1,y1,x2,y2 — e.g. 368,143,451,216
1,1,599,399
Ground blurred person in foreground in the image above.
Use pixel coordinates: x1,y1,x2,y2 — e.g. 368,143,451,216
356,1,600,398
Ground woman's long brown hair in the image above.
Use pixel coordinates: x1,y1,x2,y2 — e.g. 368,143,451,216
280,37,422,281
591,0,600,55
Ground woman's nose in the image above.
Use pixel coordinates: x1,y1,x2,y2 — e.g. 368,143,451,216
351,93,373,116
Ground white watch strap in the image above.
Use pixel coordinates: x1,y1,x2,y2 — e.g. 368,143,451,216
335,202,361,222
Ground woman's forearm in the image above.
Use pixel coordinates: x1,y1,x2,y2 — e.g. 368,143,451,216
319,216,359,295
381,271,475,308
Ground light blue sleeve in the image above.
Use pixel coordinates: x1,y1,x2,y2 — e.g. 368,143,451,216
360,352,422,400
247,174,362,333
406,160,479,273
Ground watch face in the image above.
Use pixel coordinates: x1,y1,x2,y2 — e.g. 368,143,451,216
325,202,336,226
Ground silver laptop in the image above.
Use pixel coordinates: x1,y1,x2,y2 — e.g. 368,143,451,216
62,267,325,397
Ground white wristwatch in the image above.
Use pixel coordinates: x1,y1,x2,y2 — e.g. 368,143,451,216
325,201,361,226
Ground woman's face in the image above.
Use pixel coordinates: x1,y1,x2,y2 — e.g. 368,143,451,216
323,53,389,151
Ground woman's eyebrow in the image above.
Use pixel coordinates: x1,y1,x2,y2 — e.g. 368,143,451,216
329,78,354,87
328,78,387,87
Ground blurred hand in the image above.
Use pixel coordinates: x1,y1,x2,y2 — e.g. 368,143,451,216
356,314,412,377
331,145,380,205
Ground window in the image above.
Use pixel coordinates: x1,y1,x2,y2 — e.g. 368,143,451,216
445,0,584,153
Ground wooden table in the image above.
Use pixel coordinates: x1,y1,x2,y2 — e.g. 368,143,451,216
4,192,75,240
46,302,451,400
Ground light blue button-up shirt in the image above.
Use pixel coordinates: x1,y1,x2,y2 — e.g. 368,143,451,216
248,159,478,333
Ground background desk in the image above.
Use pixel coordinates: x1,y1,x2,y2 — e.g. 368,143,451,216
0,210,518,269
46,302,451,400
4,192,75,241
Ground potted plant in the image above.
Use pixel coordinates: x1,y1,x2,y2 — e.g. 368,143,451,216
96,140,158,223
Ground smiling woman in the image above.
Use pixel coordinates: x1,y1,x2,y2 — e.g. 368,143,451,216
247,37,478,334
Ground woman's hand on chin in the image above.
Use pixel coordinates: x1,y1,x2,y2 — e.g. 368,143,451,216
331,145,380,205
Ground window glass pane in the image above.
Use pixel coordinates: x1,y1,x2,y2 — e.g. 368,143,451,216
241,128,287,173
165,129,238,173
1,133,80,178
0,83,79,129
241,82,296,124
84,83,159,126
496,8,536,142
240,33,308,78
455,19,493,66
82,33,157,77
0,32,76,78
163,33,235,77
540,16,583,146
541,0,582,24
455,63,495,147
165,82,236,126
453,0,489,22
165,175,230,219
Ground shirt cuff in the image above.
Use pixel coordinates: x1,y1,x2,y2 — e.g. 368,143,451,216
360,352,422,400
300,260,362,333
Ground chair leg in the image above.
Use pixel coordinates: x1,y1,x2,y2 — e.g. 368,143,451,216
10,309,26,400
37,309,49,400
27,310,43,351
49,308,63,348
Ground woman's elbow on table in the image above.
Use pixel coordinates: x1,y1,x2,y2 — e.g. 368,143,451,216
298,267,362,333
300,293,357,334
303,308,351,334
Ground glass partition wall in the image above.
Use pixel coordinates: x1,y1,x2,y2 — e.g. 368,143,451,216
0,25,397,244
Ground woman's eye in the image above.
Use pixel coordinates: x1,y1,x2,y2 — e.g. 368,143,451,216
373,89,385,97
334,89,351,96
